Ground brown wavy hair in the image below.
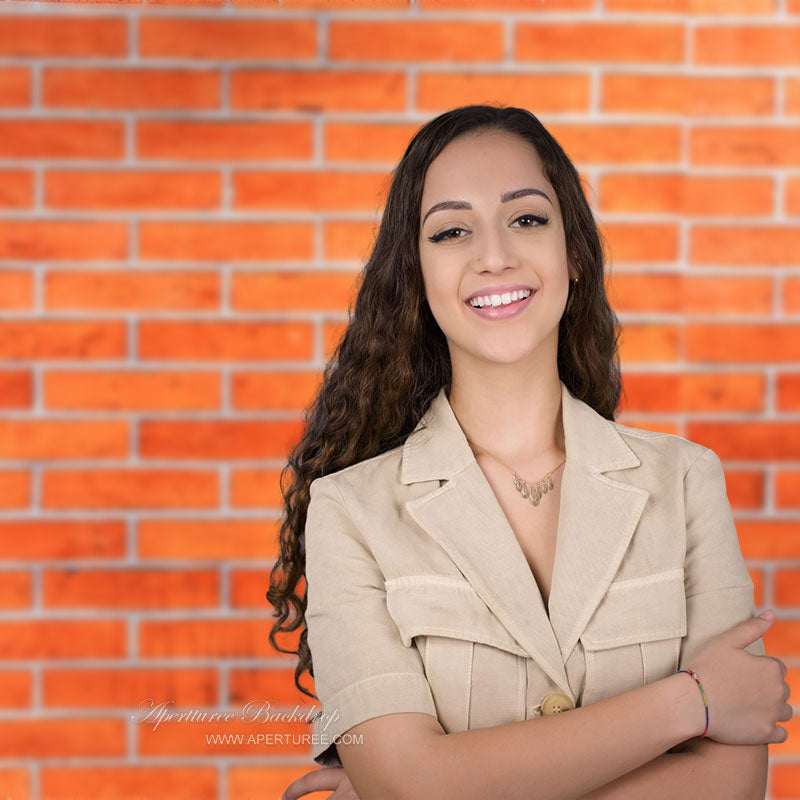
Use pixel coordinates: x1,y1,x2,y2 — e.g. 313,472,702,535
266,104,623,699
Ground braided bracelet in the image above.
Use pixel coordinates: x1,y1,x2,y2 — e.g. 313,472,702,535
675,667,709,738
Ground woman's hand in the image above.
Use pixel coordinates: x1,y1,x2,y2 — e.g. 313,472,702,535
282,766,361,800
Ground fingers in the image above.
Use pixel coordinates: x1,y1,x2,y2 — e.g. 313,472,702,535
282,767,346,800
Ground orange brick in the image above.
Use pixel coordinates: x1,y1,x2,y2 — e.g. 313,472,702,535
600,222,679,263
687,324,800,363
140,419,304,460
138,320,312,361
516,23,683,63
41,767,217,800
44,569,219,609
0,572,31,609
231,271,358,311
0,520,125,560
606,0,775,10
0,220,127,260
679,276,773,315
606,273,681,313
0,371,32,409
421,0,589,7
43,667,217,708
775,568,800,605
691,226,800,265
0,169,33,208
602,74,774,116
325,121,420,163
695,25,800,66
723,470,765,510
546,123,682,164
323,319,347,360
598,173,774,216
139,18,316,59
0,473,31,510
691,127,800,166
45,271,219,311
777,372,800,411
784,277,800,314
139,221,312,261
324,220,378,261
137,120,312,161
0,67,30,107
42,470,219,510
618,323,680,363
138,519,277,560
737,520,800,560
43,68,219,110
0,718,125,758
45,371,220,411
417,72,590,112
786,176,800,215
0,672,31,709
621,372,765,414
233,169,389,211
0,17,127,56
0,321,126,359
231,371,321,411
0,621,126,660
0,270,33,309
46,169,221,210
786,78,800,115
229,468,285,509
238,0,406,5
776,472,800,510
0,420,127,460
228,666,315,710
329,20,503,62
140,619,291,659
0,119,123,158
686,421,800,460
232,69,406,112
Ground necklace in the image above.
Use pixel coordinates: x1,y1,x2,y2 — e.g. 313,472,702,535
468,440,566,508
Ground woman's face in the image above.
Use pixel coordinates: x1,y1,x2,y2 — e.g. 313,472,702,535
418,129,574,370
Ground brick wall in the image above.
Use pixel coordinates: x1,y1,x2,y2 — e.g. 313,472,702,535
0,1,798,798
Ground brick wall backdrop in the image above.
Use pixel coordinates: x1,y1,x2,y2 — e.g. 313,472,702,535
0,0,798,798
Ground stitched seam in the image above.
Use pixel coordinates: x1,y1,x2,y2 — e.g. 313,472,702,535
385,575,473,591
607,568,684,592
683,445,711,483
584,627,684,648
330,671,428,697
407,626,525,654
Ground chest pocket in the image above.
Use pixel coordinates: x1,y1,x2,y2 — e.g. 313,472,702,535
385,576,528,734
580,568,687,706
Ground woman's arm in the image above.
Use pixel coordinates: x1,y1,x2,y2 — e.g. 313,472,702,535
336,670,710,800
577,741,768,800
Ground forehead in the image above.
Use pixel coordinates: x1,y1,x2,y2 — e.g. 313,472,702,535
421,129,550,198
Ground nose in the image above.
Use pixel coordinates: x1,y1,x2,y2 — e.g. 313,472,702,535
474,224,520,272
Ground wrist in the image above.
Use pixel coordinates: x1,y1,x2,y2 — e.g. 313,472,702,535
661,671,708,743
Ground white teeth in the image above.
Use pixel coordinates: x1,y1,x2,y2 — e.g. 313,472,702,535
468,288,532,309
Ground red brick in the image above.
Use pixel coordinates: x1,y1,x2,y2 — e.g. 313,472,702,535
232,70,406,112
138,519,277,560
43,68,219,110
45,371,220,412
46,169,221,210
45,271,219,311
42,470,219,510
0,170,33,208
687,324,800,362
516,23,684,63
231,371,321,411
329,20,503,62
0,621,126,660
0,220,127,260
0,17,127,56
138,221,312,262
231,271,358,311
229,468,285,508
0,420,128,459
137,120,312,161
0,321,126,359
0,67,30,107
139,18,316,59
0,520,125,560
0,119,123,158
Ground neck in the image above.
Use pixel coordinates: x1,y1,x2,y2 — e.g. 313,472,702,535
447,370,565,472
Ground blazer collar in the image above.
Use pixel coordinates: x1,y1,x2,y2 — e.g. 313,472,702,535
400,380,649,701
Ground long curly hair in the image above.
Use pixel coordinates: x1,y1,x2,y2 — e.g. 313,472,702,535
266,104,623,699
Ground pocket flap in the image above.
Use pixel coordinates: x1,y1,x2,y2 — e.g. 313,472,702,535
581,569,687,650
385,575,528,657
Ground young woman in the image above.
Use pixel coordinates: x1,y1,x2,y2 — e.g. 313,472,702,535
268,105,792,800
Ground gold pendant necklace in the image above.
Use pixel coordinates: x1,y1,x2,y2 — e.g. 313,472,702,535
469,441,566,508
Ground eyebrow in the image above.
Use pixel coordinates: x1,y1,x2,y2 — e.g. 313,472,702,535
422,187,553,225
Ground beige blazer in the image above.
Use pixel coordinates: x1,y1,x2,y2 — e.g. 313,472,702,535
304,380,765,767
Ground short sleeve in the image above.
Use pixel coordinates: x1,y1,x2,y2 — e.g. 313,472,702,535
304,476,437,767
678,446,765,672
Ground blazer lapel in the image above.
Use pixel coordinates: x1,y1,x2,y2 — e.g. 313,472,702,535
401,380,649,700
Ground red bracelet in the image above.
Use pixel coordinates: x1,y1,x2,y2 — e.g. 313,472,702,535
675,668,709,738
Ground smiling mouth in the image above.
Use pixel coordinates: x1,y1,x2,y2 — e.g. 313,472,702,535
467,288,533,309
